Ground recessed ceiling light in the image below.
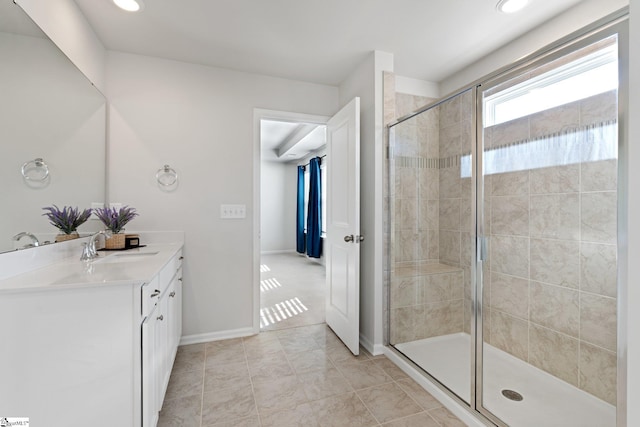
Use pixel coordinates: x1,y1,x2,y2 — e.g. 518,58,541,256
113,0,144,12
496,0,529,14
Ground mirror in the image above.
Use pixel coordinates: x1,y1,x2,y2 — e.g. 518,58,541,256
0,1,106,253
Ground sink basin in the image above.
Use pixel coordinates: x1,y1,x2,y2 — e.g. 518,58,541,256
96,251,160,263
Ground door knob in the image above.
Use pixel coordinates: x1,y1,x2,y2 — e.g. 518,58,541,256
356,235,365,243
344,235,354,242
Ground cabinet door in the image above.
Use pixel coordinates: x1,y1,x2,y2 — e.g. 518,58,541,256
155,294,170,411
175,273,182,348
142,313,158,427
167,270,182,358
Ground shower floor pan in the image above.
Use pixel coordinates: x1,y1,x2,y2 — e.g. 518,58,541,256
396,333,615,427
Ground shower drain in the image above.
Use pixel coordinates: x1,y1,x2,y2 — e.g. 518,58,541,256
501,389,524,401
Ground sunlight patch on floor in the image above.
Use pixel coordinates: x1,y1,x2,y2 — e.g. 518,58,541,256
260,297,309,327
260,278,282,292
260,264,271,273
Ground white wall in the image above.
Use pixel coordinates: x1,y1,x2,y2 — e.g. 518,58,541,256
339,50,393,353
440,0,629,95
16,0,106,92
625,1,639,424
260,160,297,253
0,31,105,252
395,75,440,99
106,51,339,338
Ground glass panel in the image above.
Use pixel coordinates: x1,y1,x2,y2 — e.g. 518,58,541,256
479,35,618,426
0,2,106,253
389,89,475,403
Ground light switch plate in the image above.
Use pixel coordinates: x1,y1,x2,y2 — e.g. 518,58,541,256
220,204,246,219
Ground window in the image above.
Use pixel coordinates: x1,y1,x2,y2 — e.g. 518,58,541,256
480,36,618,176
303,168,309,233
484,40,617,127
302,157,326,236
320,161,326,236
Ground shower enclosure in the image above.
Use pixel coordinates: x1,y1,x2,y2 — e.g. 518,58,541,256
387,16,626,427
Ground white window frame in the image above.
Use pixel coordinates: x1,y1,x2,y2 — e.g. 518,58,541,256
484,41,618,127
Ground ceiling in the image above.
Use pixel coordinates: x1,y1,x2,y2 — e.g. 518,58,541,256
261,120,326,163
0,1,45,38
73,0,589,86
71,0,614,161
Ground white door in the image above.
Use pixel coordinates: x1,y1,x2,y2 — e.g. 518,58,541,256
325,97,360,355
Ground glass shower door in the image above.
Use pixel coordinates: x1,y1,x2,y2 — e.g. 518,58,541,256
388,88,476,404
477,33,620,427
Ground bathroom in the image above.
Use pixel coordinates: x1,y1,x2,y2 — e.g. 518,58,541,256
1,0,640,426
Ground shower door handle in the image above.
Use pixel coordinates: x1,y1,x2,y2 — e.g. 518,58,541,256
477,236,488,261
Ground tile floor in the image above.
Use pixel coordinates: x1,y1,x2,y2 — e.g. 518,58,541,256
158,323,468,426
260,253,325,331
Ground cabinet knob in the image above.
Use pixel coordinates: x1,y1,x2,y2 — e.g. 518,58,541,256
150,289,161,297
169,291,176,298
179,256,184,260
178,277,183,282
157,315,164,321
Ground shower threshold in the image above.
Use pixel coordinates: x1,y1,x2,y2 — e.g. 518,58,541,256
395,333,615,427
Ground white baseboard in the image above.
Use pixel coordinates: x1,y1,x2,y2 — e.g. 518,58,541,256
383,347,490,427
359,333,387,357
260,249,295,255
359,333,375,355
372,342,386,356
179,327,256,346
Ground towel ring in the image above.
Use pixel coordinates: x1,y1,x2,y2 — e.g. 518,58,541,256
21,158,49,182
156,164,178,186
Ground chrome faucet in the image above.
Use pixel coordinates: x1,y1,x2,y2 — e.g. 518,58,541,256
12,231,40,248
80,230,112,261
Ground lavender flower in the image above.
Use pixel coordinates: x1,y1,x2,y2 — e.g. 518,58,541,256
94,205,138,234
42,205,92,234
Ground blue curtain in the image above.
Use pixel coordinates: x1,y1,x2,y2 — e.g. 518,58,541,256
296,166,306,254
306,157,322,258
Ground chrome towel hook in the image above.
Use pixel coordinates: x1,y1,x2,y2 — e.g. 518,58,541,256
21,158,49,182
156,164,178,186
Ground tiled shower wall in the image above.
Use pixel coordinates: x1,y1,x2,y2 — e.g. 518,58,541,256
386,75,618,404
393,95,439,264
387,87,472,344
483,90,618,405
436,92,474,338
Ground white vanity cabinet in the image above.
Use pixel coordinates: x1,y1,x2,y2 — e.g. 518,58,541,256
142,252,183,427
0,243,183,427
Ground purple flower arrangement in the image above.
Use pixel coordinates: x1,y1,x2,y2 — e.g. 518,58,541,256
42,205,93,235
94,205,138,234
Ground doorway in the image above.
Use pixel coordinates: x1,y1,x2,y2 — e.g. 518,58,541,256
254,99,362,354
255,111,329,332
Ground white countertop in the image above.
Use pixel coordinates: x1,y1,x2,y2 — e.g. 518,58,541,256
0,243,183,293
